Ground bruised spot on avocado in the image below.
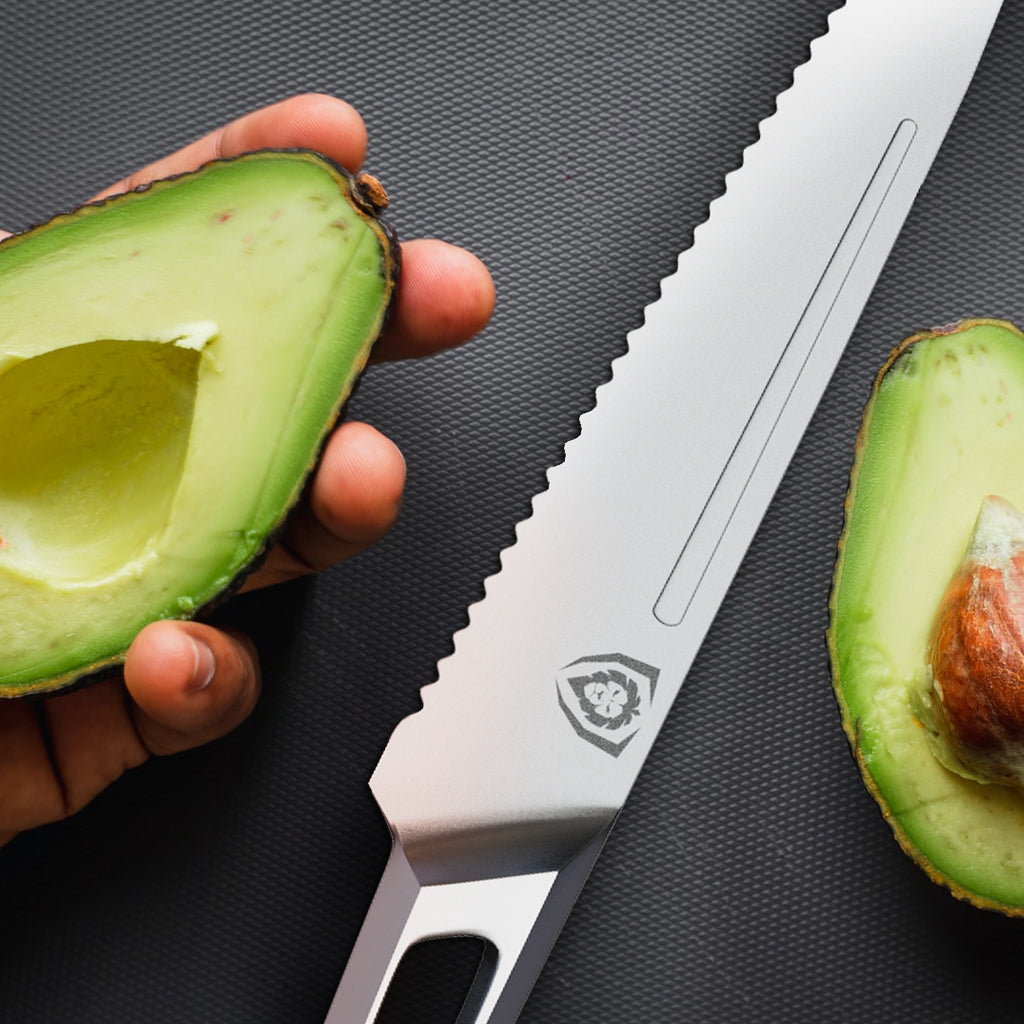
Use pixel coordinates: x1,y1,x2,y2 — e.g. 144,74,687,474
829,318,1024,916
0,149,399,698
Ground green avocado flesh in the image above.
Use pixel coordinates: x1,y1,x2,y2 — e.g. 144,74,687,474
829,318,1024,913
0,150,396,697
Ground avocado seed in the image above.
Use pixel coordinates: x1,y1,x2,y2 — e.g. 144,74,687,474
928,495,1024,791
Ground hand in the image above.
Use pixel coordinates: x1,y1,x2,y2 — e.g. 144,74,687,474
0,94,495,847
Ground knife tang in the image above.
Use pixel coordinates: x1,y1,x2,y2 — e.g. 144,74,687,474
325,825,613,1024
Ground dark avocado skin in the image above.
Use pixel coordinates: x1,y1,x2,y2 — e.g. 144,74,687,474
0,149,399,698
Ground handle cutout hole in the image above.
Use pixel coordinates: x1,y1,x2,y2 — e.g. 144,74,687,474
376,936,494,1024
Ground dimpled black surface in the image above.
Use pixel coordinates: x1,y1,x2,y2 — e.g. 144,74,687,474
2,2,1024,1022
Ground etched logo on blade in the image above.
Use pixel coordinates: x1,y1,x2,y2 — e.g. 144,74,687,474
556,654,659,756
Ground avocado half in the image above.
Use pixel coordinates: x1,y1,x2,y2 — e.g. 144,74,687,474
829,318,1024,913
0,150,398,698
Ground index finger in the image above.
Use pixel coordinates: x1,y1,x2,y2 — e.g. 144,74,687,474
90,93,368,202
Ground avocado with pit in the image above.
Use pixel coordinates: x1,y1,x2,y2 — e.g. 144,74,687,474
0,150,398,697
829,318,1024,913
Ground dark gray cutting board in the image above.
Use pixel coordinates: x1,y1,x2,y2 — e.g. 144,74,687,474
2,2,1024,1021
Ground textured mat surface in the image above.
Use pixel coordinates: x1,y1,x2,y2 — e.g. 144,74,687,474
3,2,1024,1022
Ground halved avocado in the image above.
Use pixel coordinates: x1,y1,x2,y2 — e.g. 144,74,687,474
829,318,1024,913
0,150,397,697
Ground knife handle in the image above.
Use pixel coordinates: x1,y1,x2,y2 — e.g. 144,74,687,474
323,825,612,1024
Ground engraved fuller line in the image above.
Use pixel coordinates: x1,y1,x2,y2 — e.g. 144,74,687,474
653,117,918,628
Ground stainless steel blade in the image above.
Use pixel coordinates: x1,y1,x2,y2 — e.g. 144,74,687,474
325,1,1003,1021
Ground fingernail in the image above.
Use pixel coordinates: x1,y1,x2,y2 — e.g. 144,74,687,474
187,635,216,691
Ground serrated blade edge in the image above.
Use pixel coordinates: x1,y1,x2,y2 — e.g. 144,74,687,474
370,0,1002,883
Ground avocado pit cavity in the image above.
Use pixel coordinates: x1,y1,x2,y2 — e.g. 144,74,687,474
0,332,210,583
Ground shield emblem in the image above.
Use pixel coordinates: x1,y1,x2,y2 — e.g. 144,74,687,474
556,654,659,756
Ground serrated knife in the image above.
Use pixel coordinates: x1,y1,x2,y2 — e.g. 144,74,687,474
324,1,1003,1021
